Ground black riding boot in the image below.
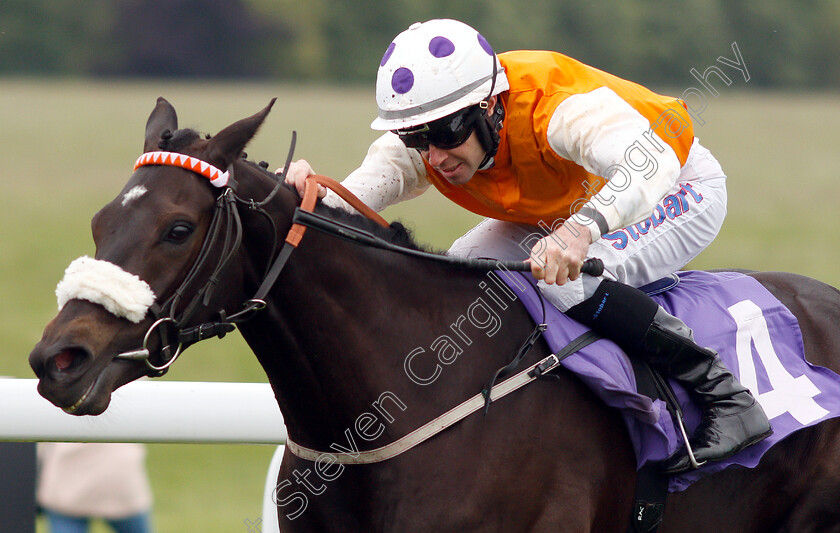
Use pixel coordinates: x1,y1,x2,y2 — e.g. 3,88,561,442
566,280,772,475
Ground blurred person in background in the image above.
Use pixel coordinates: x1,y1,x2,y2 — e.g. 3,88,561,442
37,442,153,533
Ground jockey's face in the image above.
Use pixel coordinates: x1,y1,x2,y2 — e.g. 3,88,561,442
419,95,496,186
420,130,485,186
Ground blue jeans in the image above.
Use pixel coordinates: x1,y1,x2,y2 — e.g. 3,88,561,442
45,509,153,533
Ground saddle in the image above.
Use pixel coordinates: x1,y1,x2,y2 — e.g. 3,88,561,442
493,269,840,532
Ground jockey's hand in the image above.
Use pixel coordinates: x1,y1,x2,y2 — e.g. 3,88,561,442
528,219,592,285
277,159,327,199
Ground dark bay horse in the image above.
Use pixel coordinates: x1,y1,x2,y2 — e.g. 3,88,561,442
29,99,840,532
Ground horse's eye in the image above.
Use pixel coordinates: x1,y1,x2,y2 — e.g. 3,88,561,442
164,222,194,244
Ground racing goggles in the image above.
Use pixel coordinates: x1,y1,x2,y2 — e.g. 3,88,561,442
393,104,484,151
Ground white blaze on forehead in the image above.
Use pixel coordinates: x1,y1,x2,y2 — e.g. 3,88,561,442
121,185,148,206
56,256,156,323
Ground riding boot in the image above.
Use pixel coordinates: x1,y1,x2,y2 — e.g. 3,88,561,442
642,307,773,473
565,280,772,475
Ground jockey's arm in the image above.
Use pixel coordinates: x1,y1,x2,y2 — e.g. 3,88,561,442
546,87,684,243
283,133,430,215
528,87,684,285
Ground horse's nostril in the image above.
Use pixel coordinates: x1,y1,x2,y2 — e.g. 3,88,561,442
52,347,87,373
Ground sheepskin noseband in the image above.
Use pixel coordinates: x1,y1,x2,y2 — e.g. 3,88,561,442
56,256,156,323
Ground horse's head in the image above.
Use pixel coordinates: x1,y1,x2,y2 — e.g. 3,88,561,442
29,97,277,415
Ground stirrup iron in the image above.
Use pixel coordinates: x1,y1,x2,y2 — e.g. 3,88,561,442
672,412,706,470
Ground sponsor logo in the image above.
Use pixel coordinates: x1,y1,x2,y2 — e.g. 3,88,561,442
602,183,703,250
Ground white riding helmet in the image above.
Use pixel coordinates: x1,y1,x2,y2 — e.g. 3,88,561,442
371,19,510,131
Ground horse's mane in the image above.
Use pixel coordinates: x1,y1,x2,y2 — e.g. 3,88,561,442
239,159,435,254
314,198,428,251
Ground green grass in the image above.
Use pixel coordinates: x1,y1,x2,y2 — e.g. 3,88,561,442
3,80,840,531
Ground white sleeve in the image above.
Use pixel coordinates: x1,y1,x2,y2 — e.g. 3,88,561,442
546,86,683,240
322,132,431,214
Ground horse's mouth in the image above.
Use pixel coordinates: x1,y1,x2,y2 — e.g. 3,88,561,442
30,299,152,417
32,343,116,416
62,379,97,414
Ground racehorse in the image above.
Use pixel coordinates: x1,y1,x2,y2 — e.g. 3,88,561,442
29,98,840,532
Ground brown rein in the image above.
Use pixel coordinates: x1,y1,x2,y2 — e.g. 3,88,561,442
286,174,389,247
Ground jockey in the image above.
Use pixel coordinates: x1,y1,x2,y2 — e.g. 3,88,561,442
283,18,771,474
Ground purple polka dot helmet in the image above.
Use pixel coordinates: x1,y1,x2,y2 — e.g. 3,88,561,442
371,19,509,130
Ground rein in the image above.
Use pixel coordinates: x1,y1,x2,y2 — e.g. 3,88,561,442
117,142,602,373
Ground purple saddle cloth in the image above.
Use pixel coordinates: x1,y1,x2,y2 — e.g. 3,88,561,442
498,270,840,492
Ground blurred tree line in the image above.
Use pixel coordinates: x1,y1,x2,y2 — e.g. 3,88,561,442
2,0,840,88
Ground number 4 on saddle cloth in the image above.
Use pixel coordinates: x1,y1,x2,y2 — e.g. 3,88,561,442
499,269,840,492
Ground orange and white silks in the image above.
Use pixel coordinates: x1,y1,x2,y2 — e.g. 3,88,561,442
423,50,695,231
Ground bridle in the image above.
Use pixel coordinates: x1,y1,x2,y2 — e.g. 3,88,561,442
115,137,389,375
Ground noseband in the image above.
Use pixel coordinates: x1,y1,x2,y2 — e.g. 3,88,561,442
115,138,388,375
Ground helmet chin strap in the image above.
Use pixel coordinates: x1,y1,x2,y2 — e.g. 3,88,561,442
476,100,504,170
476,54,504,170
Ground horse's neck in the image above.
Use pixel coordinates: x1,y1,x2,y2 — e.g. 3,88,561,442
241,245,452,440
236,200,537,449
227,171,401,443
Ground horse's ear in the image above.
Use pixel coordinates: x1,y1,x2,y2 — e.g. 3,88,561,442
144,97,178,153
205,98,277,169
